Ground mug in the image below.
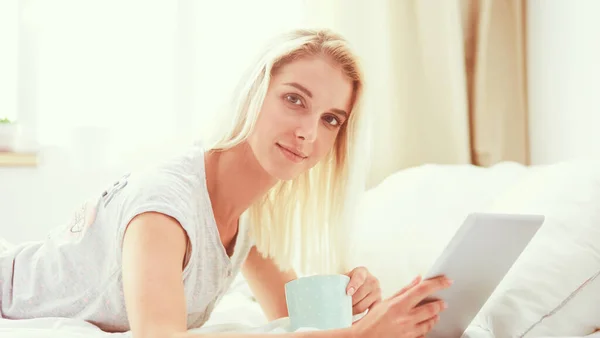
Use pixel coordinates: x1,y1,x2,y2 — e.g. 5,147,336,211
284,274,353,331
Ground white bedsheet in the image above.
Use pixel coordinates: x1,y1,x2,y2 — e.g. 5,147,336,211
2,316,599,338
0,316,312,337
0,260,595,338
1,280,598,338
0,280,308,337
1,284,598,338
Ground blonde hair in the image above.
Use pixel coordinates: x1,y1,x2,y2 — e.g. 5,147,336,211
205,29,369,275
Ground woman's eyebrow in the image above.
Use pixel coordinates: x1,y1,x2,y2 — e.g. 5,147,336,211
283,82,312,98
331,108,348,118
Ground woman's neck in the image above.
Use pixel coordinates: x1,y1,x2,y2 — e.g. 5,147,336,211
204,142,278,234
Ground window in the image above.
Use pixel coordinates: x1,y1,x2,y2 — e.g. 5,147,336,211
15,0,307,165
190,0,309,136
0,0,18,123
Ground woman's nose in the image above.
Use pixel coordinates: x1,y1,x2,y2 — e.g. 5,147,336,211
294,116,319,142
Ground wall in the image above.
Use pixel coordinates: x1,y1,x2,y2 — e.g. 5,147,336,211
0,0,304,244
2,1,600,244
527,0,600,164
0,149,126,243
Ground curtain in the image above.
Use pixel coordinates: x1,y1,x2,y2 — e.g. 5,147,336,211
305,0,530,188
463,0,529,167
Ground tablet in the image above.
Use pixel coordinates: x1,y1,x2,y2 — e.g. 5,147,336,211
421,212,544,338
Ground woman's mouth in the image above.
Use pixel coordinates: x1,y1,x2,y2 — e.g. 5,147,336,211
276,143,307,163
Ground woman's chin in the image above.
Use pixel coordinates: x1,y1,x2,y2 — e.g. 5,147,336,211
262,162,304,182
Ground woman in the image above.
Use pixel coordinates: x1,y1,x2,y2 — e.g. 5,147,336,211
0,29,451,338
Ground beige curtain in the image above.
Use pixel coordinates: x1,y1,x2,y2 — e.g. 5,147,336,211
305,0,529,188
463,0,529,167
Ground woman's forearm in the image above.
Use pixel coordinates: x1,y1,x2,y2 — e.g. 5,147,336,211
174,327,356,338
241,246,297,321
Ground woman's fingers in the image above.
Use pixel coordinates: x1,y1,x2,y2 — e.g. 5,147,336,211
353,292,381,314
412,314,440,337
409,299,447,324
352,276,381,304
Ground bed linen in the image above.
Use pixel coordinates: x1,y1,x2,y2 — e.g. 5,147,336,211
2,160,599,337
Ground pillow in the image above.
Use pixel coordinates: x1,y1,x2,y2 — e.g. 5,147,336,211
471,159,600,337
349,159,600,336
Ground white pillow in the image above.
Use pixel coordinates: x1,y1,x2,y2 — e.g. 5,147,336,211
471,159,600,337
350,159,600,336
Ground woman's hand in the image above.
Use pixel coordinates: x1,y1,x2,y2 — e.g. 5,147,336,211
351,275,452,338
344,266,382,315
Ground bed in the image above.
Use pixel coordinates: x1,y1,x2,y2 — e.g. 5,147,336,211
1,159,599,337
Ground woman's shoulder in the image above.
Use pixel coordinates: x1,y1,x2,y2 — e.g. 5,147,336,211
100,143,209,230
127,143,207,200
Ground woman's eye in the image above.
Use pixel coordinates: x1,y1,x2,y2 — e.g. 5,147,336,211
323,115,341,127
285,94,303,106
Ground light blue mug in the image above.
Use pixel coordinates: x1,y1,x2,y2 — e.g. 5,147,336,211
284,274,353,331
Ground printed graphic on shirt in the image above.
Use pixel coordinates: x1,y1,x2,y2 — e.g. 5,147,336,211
69,200,98,234
46,173,131,241
45,197,100,241
69,199,98,234
102,173,130,207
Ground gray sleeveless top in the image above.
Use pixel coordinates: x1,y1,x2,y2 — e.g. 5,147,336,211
0,143,254,332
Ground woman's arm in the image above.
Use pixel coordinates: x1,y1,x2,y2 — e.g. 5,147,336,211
121,213,354,338
122,211,189,338
241,246,298,321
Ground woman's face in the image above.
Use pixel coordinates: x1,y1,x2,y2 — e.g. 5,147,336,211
248,56,354,180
